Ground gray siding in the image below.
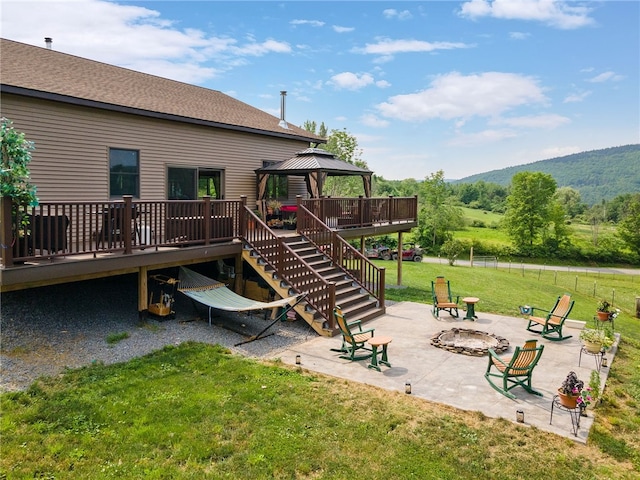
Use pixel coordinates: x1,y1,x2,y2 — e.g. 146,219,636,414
1,94,310,205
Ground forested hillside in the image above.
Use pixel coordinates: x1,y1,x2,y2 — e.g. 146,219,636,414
455,145,640,205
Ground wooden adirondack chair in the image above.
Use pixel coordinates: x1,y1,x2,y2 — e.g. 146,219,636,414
431,276,460,318
331,306,375,361
485,339,545,399
525,294,574,341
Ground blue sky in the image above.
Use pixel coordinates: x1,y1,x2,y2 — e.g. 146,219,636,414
2,1,639,180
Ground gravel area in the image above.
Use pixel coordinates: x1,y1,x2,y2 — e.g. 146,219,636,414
1,273,319,393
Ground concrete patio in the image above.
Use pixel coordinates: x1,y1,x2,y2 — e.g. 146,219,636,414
278,301,618,443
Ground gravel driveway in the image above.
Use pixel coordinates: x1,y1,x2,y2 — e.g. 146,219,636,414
1,273,318,393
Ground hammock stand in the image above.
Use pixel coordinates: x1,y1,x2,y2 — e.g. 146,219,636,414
178,267,306,346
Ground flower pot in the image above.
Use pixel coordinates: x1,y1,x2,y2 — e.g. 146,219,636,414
597,311,610,321
558,388,578,409
583,340,603,354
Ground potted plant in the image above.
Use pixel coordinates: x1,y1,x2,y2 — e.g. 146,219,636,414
266,199,282,215
558,371,583,409
579,327,614,353
1,118,39,259
596,299,611,321
283,216,297,230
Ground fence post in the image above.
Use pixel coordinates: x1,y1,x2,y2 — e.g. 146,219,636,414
0,196,14,267
123,195,133,255
203,196,211,245
240,196,247,238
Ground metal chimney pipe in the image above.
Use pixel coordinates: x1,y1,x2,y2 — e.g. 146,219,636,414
278,91,289,129
45,37,52,49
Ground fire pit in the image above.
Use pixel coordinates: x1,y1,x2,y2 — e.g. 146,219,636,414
430,328,509,356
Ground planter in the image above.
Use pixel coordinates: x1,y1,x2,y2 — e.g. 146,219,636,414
596,311,610,321
557,388,578,409
583,340,603,354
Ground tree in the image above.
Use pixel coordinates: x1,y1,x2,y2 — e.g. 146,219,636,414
414,170,464,251
503,171,557,253
554,186,585,218
303,121,368,197
440,239,465,266
302,120,328,139
1,117,38,207
617,194,640,255
1,117,39,240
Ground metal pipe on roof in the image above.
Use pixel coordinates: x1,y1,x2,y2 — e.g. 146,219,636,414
45,37,52,49
278,91,289,129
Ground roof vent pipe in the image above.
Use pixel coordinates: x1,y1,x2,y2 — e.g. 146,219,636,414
45,37,52,49
278,91,289,129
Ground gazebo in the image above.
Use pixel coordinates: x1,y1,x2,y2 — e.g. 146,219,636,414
255,148,372,200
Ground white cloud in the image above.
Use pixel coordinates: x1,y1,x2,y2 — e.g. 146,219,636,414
231,39,291,56
509,31,530,40
327,72,375,90
459,0,595,29
360,113,390,128
356,38,471,55
383,9,412,20
1,0,294,84
563,91,592,103
333,25,355,33
376,71,548,122
290,19,325,27
375,80,392,88
587,71,625,83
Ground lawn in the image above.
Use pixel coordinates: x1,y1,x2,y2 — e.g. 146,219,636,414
453,207,622,261
2,262,639,479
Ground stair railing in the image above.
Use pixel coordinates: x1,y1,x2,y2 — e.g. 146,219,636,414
240,203,337,330
297,204,385,308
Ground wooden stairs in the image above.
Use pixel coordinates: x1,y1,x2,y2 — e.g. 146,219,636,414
242,233,384,337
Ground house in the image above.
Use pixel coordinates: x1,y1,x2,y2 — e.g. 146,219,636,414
0,38,321,205
0,38,418,336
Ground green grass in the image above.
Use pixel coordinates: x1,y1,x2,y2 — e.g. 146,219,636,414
454,207,621,257
106,331,130,345
2,264,639,479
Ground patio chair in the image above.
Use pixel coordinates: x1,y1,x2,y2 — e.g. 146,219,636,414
485,339,545,400
96,205,139,248
525,294,574,341
431,276,459,318
27,214,70,254
331,305,375,361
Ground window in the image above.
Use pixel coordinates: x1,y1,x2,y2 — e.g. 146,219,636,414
168,167,197,200
198,170,222,199
109,148,139,197
168,167,223,200
263,161,288,200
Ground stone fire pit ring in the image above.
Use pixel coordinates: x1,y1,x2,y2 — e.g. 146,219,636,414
430,328,509,357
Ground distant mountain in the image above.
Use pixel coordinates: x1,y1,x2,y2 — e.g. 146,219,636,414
455,145,640,205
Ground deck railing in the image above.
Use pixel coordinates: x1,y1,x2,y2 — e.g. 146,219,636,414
1,195,240,267
299,195,417,228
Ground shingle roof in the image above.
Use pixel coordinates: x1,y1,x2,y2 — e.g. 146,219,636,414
256,148,372,175
0,38,324,143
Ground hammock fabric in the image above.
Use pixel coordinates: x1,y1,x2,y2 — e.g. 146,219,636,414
178,267,300,325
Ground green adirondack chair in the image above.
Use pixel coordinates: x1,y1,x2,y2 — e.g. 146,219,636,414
331,306,375,361
525,294,574,341
485,339,545,399
431,276,459,318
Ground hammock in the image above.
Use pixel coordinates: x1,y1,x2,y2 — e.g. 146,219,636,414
178,267,303,329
